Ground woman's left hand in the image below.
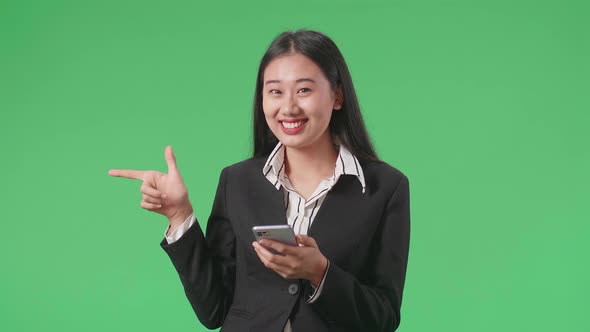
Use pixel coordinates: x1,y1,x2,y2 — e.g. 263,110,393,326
252,234,328,286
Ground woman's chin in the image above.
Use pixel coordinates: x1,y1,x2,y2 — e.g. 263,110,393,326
279,137,312,150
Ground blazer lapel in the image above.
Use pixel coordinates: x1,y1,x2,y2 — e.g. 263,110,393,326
307,175,367,247
254,177,289,227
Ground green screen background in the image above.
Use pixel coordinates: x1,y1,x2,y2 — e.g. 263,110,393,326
1,0,588,331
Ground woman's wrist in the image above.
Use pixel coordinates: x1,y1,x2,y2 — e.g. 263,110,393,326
310,255,328,287
168,204,194,230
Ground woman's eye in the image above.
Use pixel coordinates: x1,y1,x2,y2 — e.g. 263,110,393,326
298,88,311,93
269,89,281,95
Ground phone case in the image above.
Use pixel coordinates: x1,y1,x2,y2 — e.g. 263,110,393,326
252,224,297,246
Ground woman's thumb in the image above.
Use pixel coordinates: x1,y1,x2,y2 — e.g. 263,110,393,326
296,234,317,248
165,145,179,174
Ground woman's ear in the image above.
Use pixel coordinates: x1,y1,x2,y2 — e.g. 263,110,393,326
333,84,344,110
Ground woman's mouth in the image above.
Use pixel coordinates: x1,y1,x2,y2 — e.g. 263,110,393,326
280,119,308,135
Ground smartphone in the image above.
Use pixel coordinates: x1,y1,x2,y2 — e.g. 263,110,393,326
252,224,298,247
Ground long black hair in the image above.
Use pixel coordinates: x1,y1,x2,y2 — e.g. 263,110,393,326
252,29,379,162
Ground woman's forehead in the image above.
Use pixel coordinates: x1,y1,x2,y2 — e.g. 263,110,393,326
263,53,326,83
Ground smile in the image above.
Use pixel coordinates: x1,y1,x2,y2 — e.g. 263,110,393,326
281,121,306,129
279,119,308,135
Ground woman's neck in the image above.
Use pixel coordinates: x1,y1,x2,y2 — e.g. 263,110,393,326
284,133,338,180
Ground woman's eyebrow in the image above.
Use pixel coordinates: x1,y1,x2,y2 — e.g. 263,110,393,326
264,78,316,85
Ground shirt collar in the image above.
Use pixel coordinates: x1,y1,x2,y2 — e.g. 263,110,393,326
262,141,366,193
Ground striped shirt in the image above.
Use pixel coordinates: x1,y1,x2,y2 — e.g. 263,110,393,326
263,141,366,238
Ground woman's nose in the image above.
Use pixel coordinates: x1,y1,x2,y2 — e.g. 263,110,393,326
280,94,301,115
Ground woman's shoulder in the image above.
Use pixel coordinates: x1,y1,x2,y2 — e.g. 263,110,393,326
220,156,269,177
360,159,409,194
361,159,406,178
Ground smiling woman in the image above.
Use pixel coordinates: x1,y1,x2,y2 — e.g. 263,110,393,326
262,53,342,153
109,29,410,332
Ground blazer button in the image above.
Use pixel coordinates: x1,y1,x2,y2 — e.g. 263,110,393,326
288,283,299,295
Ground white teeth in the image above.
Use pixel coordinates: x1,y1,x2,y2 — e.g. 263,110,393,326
282,121,304,129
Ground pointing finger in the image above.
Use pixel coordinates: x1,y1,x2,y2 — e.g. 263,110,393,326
108,169,146,180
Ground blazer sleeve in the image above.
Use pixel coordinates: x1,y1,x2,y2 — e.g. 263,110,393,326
308,175,411,331
160,167,235,329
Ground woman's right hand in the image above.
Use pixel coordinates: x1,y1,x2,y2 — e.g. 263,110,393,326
108,145,193,228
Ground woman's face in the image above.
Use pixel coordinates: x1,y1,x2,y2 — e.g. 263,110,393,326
262,53,342,150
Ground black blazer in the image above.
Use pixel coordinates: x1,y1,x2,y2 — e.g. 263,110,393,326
160,156,411,332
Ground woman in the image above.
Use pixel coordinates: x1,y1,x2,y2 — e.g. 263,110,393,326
109,29,410,332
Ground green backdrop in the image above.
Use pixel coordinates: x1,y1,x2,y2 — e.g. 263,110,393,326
1,0,588,331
